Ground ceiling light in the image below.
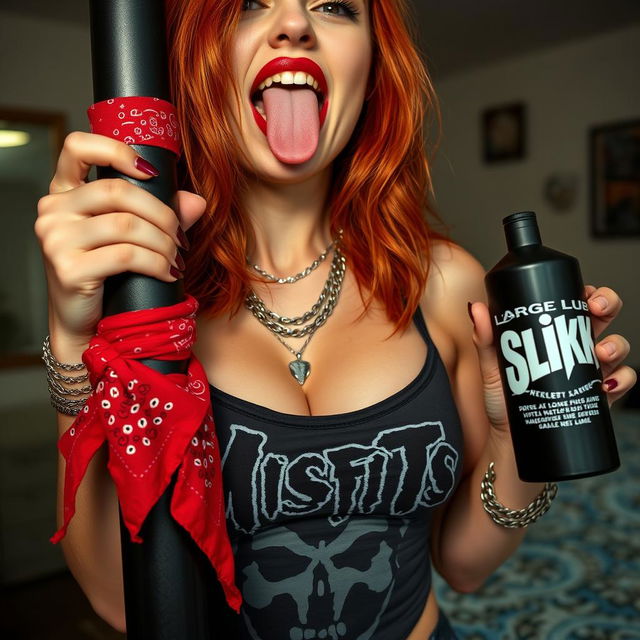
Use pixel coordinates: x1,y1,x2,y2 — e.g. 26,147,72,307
0,130,31,147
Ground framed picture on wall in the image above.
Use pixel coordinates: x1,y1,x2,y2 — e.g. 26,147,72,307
590,119,640,237
481,102,526,163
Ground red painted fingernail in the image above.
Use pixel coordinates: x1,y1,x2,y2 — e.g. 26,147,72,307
134,156,159,177
170,266,184,279
177,227,190,250
467,301,475,327
604,378,618,391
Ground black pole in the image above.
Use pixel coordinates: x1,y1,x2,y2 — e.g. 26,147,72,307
89,1,222,637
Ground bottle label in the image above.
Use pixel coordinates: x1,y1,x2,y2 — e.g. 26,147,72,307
493,298,603,430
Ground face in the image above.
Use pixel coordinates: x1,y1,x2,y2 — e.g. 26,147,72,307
227,0,372,183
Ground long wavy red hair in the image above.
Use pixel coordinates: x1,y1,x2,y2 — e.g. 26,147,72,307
166,0,453,338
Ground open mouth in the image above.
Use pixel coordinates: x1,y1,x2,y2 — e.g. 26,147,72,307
249,66,329,136
251,72,326,117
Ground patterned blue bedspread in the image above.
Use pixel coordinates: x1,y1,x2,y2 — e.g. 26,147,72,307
433,408,640,639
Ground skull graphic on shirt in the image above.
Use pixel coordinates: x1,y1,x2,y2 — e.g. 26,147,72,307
237,517,411,640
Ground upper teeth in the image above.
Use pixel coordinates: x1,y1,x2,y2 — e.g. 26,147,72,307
257,71,320,93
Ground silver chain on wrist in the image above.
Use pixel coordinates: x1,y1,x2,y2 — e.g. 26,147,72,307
42,334,92,416
480,461,558,528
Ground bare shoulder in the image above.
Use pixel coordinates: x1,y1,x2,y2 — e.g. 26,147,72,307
422,238,488,329
420,238,492,479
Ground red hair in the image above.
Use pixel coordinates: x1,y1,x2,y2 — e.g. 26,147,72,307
166,0,453,338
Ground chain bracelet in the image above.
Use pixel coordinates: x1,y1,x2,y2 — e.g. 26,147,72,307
42,335,86,371
480,462,558,528
42,334,92,416
48,388,90,415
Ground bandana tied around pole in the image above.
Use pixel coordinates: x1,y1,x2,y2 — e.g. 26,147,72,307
50,293,242,612
87,96,181,155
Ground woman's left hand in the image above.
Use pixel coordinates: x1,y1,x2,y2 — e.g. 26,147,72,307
468,285,637,435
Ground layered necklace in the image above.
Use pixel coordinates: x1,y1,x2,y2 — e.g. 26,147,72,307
244,229,345,386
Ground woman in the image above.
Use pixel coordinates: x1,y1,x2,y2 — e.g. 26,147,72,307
35,1,635,638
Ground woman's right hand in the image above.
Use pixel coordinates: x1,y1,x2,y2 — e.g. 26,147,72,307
34,132,207,343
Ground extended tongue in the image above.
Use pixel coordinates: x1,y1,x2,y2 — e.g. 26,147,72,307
262,86,320,165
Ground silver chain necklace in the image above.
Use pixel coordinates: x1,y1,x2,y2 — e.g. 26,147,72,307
246,228,343,284
244,239,346,386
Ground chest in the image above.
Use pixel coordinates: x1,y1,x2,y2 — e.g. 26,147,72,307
193,270,456,416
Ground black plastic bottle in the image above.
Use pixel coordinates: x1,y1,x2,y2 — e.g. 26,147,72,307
485,211,620,482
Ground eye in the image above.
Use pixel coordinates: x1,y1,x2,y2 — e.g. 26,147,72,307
316,1,360,19
241,0,264,10
241,1,360,20
241,545,312,581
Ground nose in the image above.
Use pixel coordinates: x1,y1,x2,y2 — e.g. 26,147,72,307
268,1,317,50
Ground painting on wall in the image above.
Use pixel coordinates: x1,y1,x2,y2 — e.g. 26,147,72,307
481,102,526,163
590,119,640,237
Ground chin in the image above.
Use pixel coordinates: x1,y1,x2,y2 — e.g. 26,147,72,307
242,145,332,183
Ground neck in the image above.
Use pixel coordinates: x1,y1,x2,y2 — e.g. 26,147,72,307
242,165,335,277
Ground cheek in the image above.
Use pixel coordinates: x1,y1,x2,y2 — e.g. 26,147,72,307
338,36,372,94
330,42,372,135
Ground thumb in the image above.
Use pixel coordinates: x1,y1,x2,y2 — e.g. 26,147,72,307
469,301,501,387
175,190,207,231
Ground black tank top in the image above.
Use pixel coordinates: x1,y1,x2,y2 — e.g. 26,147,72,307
209,304,465,640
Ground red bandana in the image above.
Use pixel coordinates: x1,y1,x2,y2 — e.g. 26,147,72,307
50,294,242,612
88,96,181,156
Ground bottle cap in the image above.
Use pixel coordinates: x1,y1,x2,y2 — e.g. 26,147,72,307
503,211,542,250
